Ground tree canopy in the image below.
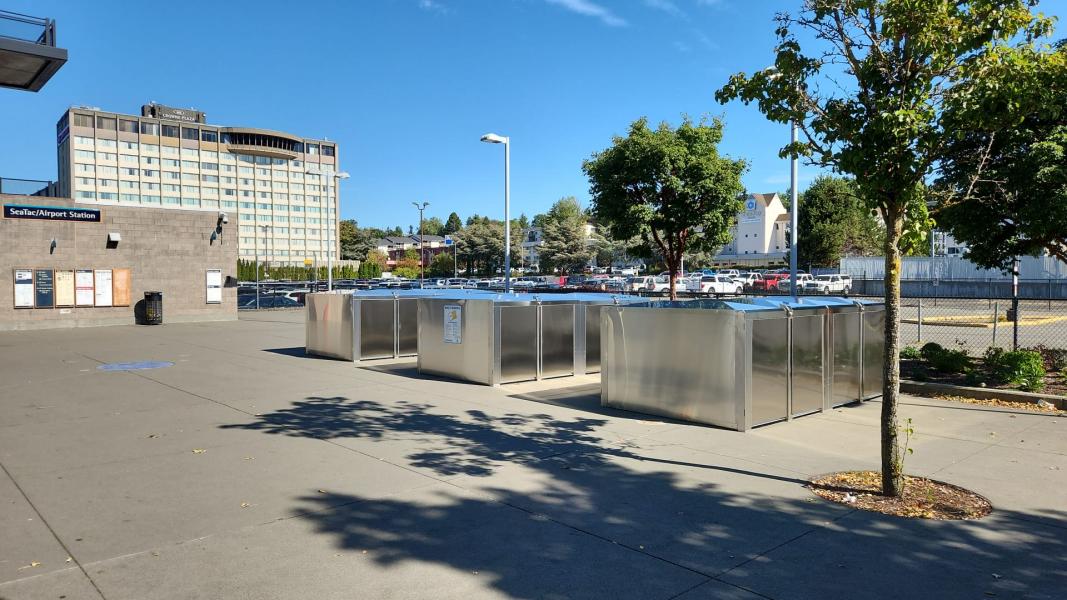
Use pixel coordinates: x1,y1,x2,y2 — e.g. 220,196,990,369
715,0,1054,497
795,176,884,268
583,116,746,298
539,197,597,274
443,212,463,236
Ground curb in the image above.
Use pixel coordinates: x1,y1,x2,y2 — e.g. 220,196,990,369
901,380,1067,410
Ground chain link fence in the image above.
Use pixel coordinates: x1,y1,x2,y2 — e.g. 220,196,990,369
896,297,1067,356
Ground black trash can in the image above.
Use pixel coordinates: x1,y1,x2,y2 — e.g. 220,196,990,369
144,291,163,325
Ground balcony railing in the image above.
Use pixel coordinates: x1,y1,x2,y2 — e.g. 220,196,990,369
0,10,56,46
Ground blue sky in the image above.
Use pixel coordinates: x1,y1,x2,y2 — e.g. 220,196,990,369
2,0,1064,229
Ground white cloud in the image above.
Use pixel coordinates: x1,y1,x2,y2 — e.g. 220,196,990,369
644,0,685,18
418,0,447,13
545,0,628,27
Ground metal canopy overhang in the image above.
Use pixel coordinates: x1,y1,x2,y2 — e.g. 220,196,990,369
0,36,67,92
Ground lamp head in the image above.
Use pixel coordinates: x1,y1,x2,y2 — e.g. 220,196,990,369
480,133,507,144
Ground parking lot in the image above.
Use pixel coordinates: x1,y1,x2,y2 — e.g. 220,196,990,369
1,310,1064,599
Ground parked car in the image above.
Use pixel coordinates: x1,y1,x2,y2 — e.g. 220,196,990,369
732,272,764,291
718,269,741,278
238,295,301,309
687,275,744,296
803,274,852,294
645,276,671,294
777,273,814,292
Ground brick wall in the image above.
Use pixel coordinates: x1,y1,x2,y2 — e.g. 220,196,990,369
0,195,237,330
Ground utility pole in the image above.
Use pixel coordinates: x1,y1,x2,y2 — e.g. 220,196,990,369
412,202,429,286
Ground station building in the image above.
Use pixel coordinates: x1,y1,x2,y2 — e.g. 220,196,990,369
0,193,237,330
715,193,790,266
55,103,341,267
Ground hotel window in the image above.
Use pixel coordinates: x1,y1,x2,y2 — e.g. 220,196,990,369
293,228,304,236
120,154,138,163
181,173,198,182
182,185,200,194
96,138,117,148
162,184,180,193
257,168,270,176
201,130,218,143
272,158,286,166
291,160,303,168
181,160,199,169
291,205,304,213
97,178,117,188
220,152,235,163
292,217,305,224
307,143,320,155
274,181,288,190
161,145,178,156
221,176,235,184
163,172,180,180
292,239,304,247
202,199,219,208
322,145,335,157
307,195,319,203
201,162,218,171
143,182,160,191
275,216,289,223
240,190,252,198
74,135,93,146
237,154,254,163
291,172,303,181
239,214,253,221
161,124,179,138
222,201,237,209
142,169,159,177
181,127,199,141
222,189,236,196
258,215,271,222
122,167,138,176
120,193,139,203
142,195,161,204
181,148,198,158
201,174,219,183
163,196,180,205
291,194,304,202
121,141,139,151
98,152,117,161
119,119,138,134
72,113,94,128
77,177,94,186
238,166,253,175
96,116,116,130
75,191,96,199
257,179,270,187
257,202,271,210
201,150,218,159
275,205,288,212
75,163,95,174
120,181,138,190
239,202,254,209
276,227,289,234
255,155,270,165
202,187,218,195
99,192,117,201
161,158,179,168
221,164,235,173
140,121,159,135
142,156,159,165
274,193,288,202
182,198,201,207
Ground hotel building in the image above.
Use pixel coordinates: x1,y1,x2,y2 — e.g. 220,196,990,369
56,103,340,266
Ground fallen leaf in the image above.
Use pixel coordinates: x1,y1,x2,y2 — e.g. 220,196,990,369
146,434,159,439
240,502,251,508
18,561,42,570
65,557,72,563
192,449,206,454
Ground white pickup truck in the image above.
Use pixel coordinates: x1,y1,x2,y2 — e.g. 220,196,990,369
687,275,744,296
802,274,853,294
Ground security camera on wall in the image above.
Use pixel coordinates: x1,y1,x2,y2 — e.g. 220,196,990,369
218,211,228,224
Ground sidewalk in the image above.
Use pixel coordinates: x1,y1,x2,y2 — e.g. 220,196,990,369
1,310,1064,599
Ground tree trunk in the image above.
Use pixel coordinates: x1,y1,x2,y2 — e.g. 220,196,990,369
881,208,904,497
666,256,679,301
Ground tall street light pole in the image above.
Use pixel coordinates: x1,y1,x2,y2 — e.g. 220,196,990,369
306,166,350,291
480,133,511,293
789,120,799,300
412,201,429,287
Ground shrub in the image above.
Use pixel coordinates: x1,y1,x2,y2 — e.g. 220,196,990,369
900,345,922,360
989,350,1046,392
927,348,972,374
920,342,944,361
1021,345,1067,372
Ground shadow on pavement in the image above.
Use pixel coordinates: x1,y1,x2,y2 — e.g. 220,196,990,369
221,395,1067,599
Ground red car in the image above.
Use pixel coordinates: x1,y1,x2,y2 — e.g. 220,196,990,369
753,271,789,291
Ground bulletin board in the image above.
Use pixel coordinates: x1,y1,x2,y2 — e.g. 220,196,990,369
75,270,95,306
13,269,33,308
34,269,55,308
94,269,113,307
112,268,131,307
206,269,222,304
55,270,75,307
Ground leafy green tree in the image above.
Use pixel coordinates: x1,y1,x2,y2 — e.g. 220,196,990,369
539,197,596,274
421,216,445,237
339,219,380,261
935,43,1067,269
583,117,746,299
715,0,1053,497
517,213,530,231
443,212,463,236
428,252,454,277
795,176,884,268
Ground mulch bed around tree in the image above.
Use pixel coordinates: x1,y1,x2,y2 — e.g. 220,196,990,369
809,471,992,520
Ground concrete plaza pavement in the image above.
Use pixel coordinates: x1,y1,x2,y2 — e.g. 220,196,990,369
0,309,1064,599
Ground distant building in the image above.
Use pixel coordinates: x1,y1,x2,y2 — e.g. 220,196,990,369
715,193,789,265
374,235,452,268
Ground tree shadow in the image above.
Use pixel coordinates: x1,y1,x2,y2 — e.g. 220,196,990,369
222,395,1067,599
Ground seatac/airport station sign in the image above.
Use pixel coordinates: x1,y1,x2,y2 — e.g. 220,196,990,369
3,204,101,222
